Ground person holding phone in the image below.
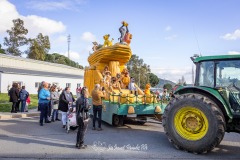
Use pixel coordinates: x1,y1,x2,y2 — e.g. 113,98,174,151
38,82,51,126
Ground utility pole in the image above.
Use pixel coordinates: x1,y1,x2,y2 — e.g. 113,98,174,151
67,34,71,59
192,65,195,85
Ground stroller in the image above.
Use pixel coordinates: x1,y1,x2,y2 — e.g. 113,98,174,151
66,105,78,133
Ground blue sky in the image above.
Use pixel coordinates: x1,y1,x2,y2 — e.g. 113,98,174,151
1,0,240,83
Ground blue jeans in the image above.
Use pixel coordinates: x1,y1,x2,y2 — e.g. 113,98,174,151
39,103,49,124
51,109,58,120
93,105,102,128
21,101,26,112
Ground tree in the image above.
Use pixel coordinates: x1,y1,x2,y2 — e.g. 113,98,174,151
4,18,28,56
149,73,159,87
43,52,84,69
0,44,5,54
177,75,187,85
27,33,50,60
163,83,173,91
126,54,151,89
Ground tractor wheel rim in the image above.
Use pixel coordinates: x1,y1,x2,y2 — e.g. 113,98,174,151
174,106,209,141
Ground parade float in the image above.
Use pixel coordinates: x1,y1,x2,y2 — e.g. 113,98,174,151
84,21,168,126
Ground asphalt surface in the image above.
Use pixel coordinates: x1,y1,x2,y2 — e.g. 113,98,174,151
0,116,240,160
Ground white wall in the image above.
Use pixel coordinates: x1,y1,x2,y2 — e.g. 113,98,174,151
1,73,83,95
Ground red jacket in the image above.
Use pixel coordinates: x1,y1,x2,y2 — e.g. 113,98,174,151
26,96,31,104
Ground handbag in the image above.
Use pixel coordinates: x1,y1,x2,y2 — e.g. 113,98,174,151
53,100,59,105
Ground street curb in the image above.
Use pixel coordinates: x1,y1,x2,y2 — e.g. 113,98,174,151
0,112,40,120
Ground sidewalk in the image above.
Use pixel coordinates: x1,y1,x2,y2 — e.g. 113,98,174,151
0,108,40,120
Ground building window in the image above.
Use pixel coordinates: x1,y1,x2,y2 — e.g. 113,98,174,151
66,83,71,88
35,82,41,88
77,83,81,88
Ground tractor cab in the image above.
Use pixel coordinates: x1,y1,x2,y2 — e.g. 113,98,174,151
194,56,240,113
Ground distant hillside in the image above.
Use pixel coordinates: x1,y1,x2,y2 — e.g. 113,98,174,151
154,78,176,88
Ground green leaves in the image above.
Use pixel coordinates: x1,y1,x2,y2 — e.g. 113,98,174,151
163,83,173,91
27,33,50,60
0,44,5,54
149,73,159,87
3,18,28,56
44,53,84,69
126,54,154,89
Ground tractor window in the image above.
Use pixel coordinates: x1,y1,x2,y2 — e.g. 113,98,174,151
216,60,240,110
199,61,214,87
216,60,240,88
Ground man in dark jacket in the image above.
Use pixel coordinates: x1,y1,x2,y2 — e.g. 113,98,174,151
9,83,19,113
58,87,75,128
76,87,90,149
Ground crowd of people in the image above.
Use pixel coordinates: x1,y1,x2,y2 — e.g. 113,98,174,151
8,83,30,113
35,81,105,149
155,89,174,101
7,80,176,151
8,79,172,150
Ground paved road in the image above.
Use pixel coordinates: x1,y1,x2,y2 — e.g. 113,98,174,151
0,116,240,160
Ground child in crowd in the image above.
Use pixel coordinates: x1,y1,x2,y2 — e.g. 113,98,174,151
25,96,31,112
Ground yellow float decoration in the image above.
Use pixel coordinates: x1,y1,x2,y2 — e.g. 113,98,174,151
83,21,167,127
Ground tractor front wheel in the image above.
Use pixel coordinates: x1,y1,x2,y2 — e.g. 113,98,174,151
112,114,123,126
163,94,225,154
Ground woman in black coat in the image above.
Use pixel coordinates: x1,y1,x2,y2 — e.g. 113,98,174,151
58,87,75,128
9,83,19,113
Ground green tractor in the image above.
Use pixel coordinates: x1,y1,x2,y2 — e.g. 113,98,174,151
163,54,240,153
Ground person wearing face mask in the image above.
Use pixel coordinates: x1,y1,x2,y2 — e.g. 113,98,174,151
58,87,75,128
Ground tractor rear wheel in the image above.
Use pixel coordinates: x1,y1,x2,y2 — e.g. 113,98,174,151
163,93,225,154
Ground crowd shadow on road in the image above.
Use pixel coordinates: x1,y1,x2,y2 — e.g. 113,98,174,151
0,117,240,159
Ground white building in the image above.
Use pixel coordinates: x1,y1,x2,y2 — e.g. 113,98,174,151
0,54,84,94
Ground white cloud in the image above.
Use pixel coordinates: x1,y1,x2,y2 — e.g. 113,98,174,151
0,0,19,33
221,29,240,40
23,15,66,37
164,34,178,40
228,51,240,55
165,26,172,32
151,67,193,84
27,0,86,11
81,32,97,42
59,50,81,61
0,0,66,37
